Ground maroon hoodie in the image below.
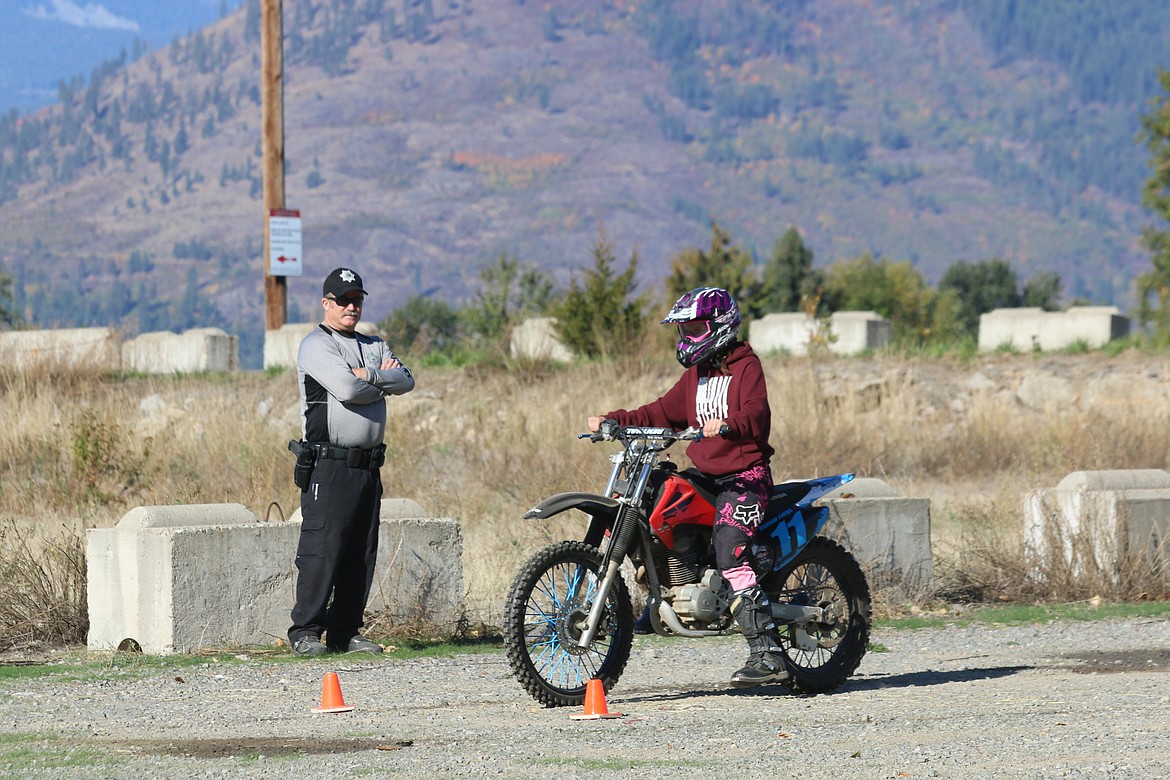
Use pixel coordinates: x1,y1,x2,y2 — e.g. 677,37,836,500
603,341,774,478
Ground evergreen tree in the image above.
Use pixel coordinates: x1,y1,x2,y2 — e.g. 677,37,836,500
0,271,19,328
175,267,201,328
666,220,760,316
550,227,646,359
463,253,554,342
758,226,822,314
174,120,189,157
1137,69,1170,344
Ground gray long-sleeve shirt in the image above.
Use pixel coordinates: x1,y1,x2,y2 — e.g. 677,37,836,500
297,325,415,449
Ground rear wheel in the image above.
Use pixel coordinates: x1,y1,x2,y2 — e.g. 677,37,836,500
502,541,634,707
767,536,871,694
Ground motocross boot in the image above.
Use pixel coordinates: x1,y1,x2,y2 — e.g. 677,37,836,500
729,586,790,688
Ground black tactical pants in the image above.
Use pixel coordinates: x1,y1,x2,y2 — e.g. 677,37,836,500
288,459,382,648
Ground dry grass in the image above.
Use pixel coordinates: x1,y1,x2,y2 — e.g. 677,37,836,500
0,521,87,650
2,348,1169,648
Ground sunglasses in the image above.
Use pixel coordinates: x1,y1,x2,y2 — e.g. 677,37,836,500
327,295,365,308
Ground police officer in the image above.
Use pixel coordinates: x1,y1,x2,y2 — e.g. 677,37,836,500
288,267,415,656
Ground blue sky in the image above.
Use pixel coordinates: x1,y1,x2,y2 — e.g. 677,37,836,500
1,1,242,114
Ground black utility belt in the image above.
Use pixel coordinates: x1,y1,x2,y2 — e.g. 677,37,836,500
308,442,386,470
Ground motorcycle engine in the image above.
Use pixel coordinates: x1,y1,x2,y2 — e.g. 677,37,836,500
649,524,703,587
669,569,730,624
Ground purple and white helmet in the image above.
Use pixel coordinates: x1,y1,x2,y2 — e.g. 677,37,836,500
661,287,741,368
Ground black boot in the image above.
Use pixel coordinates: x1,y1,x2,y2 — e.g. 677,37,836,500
634,603,653,635
729,586,789,688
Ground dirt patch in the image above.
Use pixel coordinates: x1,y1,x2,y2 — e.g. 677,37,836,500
118,737,414,758
1063,648,1170,674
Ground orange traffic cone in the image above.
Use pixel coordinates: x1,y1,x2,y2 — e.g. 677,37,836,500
311,672,354,714
569,678,623,720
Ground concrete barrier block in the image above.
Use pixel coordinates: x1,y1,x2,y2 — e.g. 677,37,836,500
119,503,259,530
979,307,1129,352
88,499,465,654
370,516,465,631
820,479,933,595
1058,306,1129,348
0,327,121,371
263,323,315,370
122,328,238,374
86,503,283,654
510,317,574,362
749,313,815,355
750,311,890,356
1056,469,1170,492
1024,469,1170,583
170,522,300,652
831,311,893,355
978,308,1042,352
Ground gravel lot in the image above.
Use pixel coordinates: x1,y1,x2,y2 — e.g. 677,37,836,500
2,616,1169,779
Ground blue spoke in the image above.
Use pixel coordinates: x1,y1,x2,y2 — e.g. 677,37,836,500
520,556,620,690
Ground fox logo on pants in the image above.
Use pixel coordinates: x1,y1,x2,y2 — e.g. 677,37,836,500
733,502,762,528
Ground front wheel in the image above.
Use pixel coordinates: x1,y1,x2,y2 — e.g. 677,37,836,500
767,536,871,694
502,540,634,707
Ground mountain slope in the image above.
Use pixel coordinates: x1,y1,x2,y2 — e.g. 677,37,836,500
0,0,1164,361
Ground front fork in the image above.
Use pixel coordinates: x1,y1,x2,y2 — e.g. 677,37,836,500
575,500,640,648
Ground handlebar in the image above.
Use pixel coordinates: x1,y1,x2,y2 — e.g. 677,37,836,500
579,423,728,444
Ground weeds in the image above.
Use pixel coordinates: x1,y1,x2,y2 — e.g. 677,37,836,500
1023,490,1170,602
70,407,152,505
0,523,87,651
1,350,1170,648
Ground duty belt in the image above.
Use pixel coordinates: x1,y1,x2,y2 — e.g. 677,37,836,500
309,443,386,470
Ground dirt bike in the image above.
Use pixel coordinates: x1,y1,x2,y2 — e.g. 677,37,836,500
502,423,871,707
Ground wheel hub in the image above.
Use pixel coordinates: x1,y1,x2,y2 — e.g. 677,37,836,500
555,600,594,656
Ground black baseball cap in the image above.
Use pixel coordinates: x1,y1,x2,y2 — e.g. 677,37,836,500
322,268,367,298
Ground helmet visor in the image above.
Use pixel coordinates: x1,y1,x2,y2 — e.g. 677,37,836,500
678,321,712,343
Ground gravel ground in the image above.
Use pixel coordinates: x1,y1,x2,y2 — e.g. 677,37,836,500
1,617,1169,779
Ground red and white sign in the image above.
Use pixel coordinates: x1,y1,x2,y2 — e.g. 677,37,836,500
268,208,303,277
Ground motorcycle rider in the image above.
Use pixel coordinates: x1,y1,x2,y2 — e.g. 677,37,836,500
587,286,787,688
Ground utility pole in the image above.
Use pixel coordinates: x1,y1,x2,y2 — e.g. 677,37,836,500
261,0,286,330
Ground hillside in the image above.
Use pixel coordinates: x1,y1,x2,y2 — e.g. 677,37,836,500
0,0,1166,365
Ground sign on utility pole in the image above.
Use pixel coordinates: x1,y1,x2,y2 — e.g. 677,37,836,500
261,0,288,330
268,208,302,277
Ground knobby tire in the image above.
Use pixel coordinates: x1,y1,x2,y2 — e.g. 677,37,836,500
502,540,634,707
768,536,871,694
